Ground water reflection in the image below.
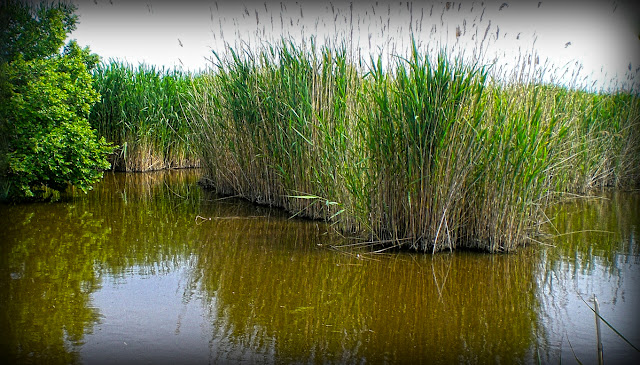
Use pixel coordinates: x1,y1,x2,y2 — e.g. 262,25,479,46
0,170,202,363
538,192,640,364
0,198,107,363
1,171,638,364
191,234,541,363
544,193,639,270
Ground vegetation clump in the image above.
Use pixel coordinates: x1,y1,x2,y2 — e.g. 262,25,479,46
0,0,113,200
189,38,640,253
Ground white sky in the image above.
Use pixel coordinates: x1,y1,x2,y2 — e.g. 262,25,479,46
69,0,640,92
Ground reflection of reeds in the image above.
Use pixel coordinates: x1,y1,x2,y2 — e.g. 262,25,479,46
543,192,640,271
70,169,206,274
0,169,215,363
189,221,541,362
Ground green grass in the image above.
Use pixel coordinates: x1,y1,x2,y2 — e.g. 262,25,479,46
89,61,199,171
188,36,640,253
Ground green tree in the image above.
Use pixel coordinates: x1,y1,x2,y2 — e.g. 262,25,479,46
0,0,113,199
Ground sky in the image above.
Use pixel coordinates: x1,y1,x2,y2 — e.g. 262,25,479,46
68,0,640,92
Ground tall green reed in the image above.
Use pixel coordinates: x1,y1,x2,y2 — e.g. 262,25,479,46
544,89,640,192
90,61,199,171
191,40,362,221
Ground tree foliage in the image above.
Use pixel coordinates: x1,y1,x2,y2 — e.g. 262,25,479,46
1,0,113,199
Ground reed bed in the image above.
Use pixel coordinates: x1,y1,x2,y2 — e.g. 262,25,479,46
186,2,639,252
188,35,640,253
77,2,635,252
89,61,199,171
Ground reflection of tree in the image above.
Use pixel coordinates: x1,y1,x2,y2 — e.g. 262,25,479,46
189,212,543,363
0,169,205,362
0,204,108,363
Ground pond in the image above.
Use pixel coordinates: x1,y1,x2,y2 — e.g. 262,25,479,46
1,169,638,364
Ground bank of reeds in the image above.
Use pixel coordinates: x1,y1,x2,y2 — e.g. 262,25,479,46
188,36,640,253
89,61,199,171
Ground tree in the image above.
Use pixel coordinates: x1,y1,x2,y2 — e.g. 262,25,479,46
0,0,113,199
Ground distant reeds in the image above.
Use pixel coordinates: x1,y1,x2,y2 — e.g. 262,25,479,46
188,36,640,253
89,61,199,171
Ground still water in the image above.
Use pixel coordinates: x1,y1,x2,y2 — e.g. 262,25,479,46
1,170,638,364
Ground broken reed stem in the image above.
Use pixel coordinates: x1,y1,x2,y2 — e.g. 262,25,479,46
594,294,604,365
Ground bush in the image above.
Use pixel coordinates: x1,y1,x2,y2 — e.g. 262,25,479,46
0,0,113,199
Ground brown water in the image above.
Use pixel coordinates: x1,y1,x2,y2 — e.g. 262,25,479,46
1,170,638,364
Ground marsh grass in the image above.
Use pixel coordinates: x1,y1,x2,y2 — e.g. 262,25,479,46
84,2,637,252
188,32,639,252
90,61,199,171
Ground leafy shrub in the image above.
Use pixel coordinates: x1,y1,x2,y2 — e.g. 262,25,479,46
0,0,113,199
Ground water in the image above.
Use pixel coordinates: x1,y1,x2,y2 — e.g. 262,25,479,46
1,170,638,364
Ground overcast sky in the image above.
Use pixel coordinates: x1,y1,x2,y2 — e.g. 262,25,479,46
68,0,640,92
